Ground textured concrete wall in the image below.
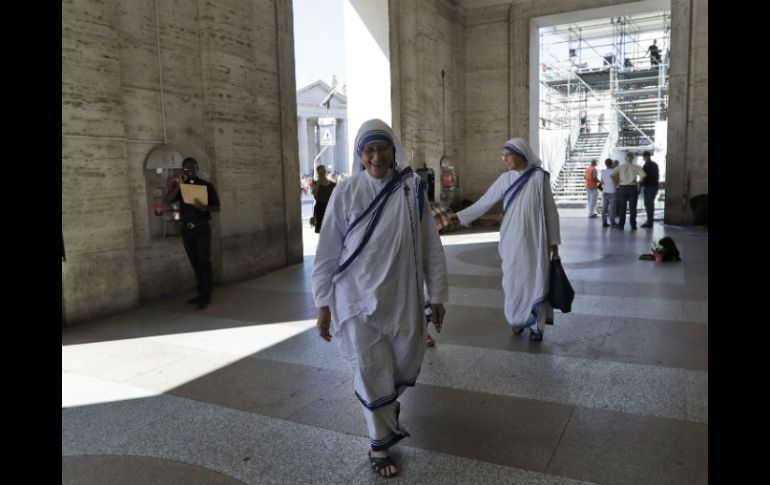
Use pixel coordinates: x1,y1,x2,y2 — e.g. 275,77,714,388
664,0,707,224
62,0,301,324
275,0,304,268
62,0,140,323
463,5,510,202
391,0,466,202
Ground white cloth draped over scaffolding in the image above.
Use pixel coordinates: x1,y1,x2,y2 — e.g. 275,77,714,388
539,129,571,181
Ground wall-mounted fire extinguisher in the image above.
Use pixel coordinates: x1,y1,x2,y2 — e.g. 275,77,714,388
441,165,458,190
440,158,459,205
442,171,456,189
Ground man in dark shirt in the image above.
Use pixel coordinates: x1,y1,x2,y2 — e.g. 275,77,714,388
415,163,436,203
640,151,659,228
646,40,661,66
165,157,221,309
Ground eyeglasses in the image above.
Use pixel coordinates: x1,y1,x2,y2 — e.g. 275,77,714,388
362,144,392,157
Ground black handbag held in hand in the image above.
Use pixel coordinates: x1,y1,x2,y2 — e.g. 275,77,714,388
548,257,574,313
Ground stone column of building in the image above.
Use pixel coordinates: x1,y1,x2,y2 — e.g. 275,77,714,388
335,118,346,174
297,116,309,175
334,118,344,173
307,119,317,172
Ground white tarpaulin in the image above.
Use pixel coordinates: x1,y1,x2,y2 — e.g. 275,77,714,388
538,129,570,179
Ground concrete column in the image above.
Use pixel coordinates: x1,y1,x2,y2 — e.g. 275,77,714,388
333,119,342,174
62,0,140,324
297,116,309,175
307,119,317,169
338,118,349,173
275,0,303,267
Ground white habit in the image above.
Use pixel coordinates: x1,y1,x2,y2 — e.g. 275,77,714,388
311,119,448,450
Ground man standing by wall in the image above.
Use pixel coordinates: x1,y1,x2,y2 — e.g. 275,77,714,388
165,158,221,310
584,159,600,218
640,151,660,228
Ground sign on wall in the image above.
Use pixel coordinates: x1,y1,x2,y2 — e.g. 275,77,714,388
319,117,336,146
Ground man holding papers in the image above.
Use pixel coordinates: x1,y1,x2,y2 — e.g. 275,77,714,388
165,157,221,310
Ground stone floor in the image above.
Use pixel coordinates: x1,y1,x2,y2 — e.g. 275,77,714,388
62,210,707,485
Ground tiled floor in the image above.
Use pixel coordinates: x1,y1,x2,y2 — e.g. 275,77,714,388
62,213,707,485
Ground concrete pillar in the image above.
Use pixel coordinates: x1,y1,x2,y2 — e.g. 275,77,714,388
338,118,349,173
275,0,303,267
333,118,342,174
298,116,309,175
308,119,317,169
62,0,140,324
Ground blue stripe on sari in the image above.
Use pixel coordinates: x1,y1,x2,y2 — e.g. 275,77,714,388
510,295,549,331
503,144,528,162
417,178,426,221
357,130,393,155
503,166,541,214
371,431,410,451
354,378,417,411
501,166,535,201
334,168,414,277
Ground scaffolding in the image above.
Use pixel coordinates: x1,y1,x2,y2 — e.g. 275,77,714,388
539,11,671,151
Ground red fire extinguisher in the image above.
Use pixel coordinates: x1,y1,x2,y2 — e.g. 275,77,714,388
442,173,453,188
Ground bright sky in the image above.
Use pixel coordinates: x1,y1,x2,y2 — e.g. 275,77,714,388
292,0,347,90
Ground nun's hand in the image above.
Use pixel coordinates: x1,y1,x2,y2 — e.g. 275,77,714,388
317,307,332,342
431,304,446,332
550,245,559,260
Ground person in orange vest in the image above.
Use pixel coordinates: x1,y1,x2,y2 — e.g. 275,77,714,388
584,159,600,218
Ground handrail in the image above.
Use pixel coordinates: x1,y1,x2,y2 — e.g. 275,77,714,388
541,52,666,148
570,71,655,146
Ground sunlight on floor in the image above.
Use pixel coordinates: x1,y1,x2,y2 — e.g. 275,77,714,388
62,319,317,408
440,230,500,246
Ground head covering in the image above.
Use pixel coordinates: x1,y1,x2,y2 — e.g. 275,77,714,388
353,119,407,172
502,138,542,168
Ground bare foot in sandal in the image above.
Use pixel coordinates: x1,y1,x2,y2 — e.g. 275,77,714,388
369,450,398,477
426,334,435,347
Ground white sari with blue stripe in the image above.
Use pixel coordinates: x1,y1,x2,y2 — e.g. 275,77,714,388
318,167,437,333
457,165,559,334
312,164,448,451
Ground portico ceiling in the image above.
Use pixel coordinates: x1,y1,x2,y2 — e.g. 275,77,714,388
454,0,514,9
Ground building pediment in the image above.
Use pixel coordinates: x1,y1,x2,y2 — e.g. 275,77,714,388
297,80,347,109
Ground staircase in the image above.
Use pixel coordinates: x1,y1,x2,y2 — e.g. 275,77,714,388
616,96,659,148
553,132,608,208
613,69,667,148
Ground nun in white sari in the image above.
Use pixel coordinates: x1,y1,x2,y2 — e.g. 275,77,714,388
311,119,448,477
454,138,561,340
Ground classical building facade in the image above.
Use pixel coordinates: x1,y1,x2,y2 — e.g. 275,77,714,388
296,80,349,175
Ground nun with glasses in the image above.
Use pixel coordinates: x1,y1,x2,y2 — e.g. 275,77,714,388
451,138,561,341
311,119,448,478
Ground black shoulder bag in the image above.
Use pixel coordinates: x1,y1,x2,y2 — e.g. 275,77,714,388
549,257,574,313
